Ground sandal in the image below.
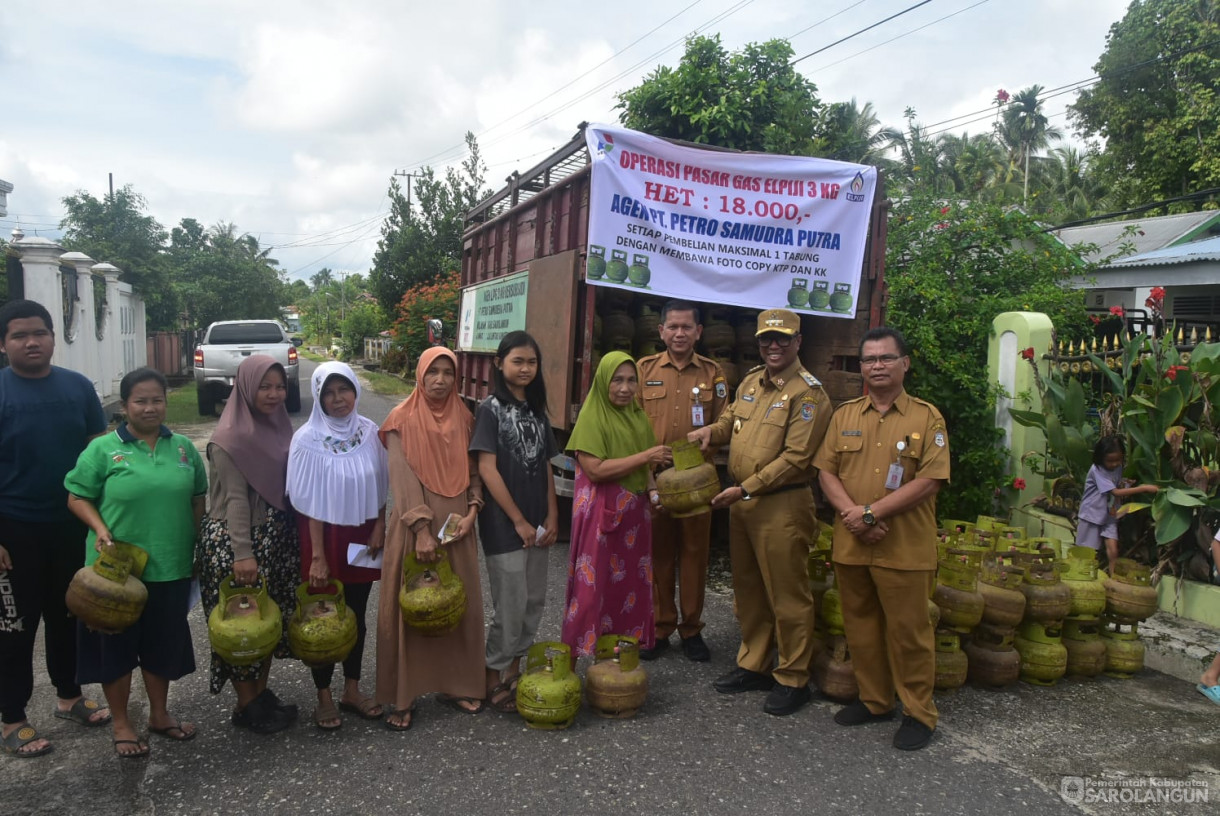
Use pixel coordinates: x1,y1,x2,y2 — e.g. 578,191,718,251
384,702,417,732
1,724,53,758
149,719,197,741
439,695,485,715
54,697,111,728
487,681,518,714
1197,684,1220,707
312,701,342,731
113,738,150,759
338,695,384,720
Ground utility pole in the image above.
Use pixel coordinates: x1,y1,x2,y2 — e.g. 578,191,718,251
392,170,423,218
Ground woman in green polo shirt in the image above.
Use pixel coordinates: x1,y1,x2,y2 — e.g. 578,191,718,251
64,368,208,758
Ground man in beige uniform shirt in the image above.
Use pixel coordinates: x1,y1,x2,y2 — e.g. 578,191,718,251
637,301,727,661
814,326,949,751
689,308,831,716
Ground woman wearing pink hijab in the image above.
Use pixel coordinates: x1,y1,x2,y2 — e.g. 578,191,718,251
375,347,485,730
196,355,299,734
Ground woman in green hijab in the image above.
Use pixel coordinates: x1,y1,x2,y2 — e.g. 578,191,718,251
561,352,673,657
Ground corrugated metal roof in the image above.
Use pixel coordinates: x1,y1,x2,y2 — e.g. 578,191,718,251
1054,211,1220,262
1105,233,1220,267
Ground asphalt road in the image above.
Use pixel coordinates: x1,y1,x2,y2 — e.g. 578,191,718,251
4,359,1218,815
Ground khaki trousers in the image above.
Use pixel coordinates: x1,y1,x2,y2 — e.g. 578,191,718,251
834,564,938,729
729,489,816,687
650,510,712,640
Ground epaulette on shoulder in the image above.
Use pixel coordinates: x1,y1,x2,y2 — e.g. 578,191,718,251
799,369,821,388
745,364,765,375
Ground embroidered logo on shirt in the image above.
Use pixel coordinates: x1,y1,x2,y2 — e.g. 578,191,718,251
934,432,946,448
800,403,815,422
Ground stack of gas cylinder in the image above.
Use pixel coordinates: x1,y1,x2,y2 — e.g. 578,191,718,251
930,516,1159,692
808,528,861,704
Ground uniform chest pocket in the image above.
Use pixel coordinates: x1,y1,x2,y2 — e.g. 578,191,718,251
761,403,789,427
835,434,864,454
642,387,667,403
899,439,924,465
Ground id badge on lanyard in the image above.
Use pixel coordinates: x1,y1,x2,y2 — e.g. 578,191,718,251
691,387,705,427
885,438,906,490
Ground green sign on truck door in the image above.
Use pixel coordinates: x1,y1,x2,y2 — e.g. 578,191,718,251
457,270,529,353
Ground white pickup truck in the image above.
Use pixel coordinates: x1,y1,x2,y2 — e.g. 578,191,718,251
193,320,302,415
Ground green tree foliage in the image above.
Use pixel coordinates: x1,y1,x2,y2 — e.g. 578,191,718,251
884,192,1090,520
995,85,1063,204
369,132,487,313
169,220,287,328
338,300,388,360
59,186,177,329
617,35,823,154
1070,0,1220,209
818,98,901,166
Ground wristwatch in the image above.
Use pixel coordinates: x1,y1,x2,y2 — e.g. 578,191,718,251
740,486,753,502
862,505,877,526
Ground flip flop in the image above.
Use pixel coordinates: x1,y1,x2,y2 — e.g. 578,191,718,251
487,680,518,714
1196,683,1220,707
149,720,197,741
338,695,384,720
53,697,111,728
113,739,149,759
384,702,417,732
438,695,485,715
312,702,342,731
1,724,53,758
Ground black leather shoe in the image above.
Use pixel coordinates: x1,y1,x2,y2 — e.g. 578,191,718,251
713,667,775,694
893,716,934,751
638,637,671,661
834,700,896,726
233,691,294,735
763,683,811,716
263,688,299,718
680,634,711,662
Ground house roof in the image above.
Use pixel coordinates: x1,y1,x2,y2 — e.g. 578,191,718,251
1104,233,1220,268
1053,211,1220,263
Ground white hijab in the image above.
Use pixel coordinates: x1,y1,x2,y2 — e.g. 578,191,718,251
287,361,388,526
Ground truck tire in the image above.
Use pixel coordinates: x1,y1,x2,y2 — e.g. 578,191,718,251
286,381,302,414
197,383,215,416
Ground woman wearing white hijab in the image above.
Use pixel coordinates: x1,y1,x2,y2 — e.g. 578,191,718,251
287,362,389,730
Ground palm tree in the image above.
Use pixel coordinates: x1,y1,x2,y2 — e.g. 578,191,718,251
939,132,1007,196
996,85,1063,205
819,98,902,166
1041,146,1106,220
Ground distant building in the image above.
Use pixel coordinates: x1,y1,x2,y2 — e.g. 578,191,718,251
0,179,12,218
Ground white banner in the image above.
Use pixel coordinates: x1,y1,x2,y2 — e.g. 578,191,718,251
584,124,877,318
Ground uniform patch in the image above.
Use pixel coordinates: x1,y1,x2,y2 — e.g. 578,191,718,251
800,403,815,422
715,381,727,398
841,430,862,436
741,394,755,402
800,371,821,387
645,380,664,387
934,432,946,448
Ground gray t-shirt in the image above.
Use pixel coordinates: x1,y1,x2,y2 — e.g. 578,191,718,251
1078,463,1121,526
469,395,558,556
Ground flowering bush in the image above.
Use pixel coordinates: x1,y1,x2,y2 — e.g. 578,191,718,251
391,269,460,363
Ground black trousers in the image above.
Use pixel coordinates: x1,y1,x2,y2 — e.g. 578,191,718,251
310,580,372,690
0,516,88,724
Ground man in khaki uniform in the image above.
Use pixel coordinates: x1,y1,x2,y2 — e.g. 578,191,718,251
689,308,831,716
814,326,949,751
637,301,727,662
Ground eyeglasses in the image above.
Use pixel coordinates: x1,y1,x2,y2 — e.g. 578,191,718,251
757,334,794,348
859,354,903,367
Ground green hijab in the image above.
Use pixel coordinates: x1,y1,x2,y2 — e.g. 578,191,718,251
566,351,657,493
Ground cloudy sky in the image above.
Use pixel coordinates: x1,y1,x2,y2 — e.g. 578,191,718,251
1,0,1130,287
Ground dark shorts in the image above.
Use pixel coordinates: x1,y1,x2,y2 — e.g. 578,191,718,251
76,578,197,685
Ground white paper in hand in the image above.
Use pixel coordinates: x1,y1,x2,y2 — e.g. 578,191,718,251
347,543,383,570
535,525,547,545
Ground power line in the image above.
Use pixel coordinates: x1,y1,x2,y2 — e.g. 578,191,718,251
1049,186,1220,231
808,0,991,74
789,0,934,66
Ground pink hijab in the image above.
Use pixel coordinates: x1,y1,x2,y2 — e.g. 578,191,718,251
379,347,473,498
211,354,294,511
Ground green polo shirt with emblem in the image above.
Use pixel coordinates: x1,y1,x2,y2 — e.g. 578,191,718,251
65,423,208,581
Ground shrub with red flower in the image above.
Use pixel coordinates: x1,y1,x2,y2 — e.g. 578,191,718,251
1166,364,1189,382
1109,305,1124,317
995,89,1010,105
1020,347,1035,360
1089,314,1101,325
1144,286,1165,320
1011,477,1026,490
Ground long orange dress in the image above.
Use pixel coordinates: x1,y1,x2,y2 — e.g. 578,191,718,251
375,432,485,711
